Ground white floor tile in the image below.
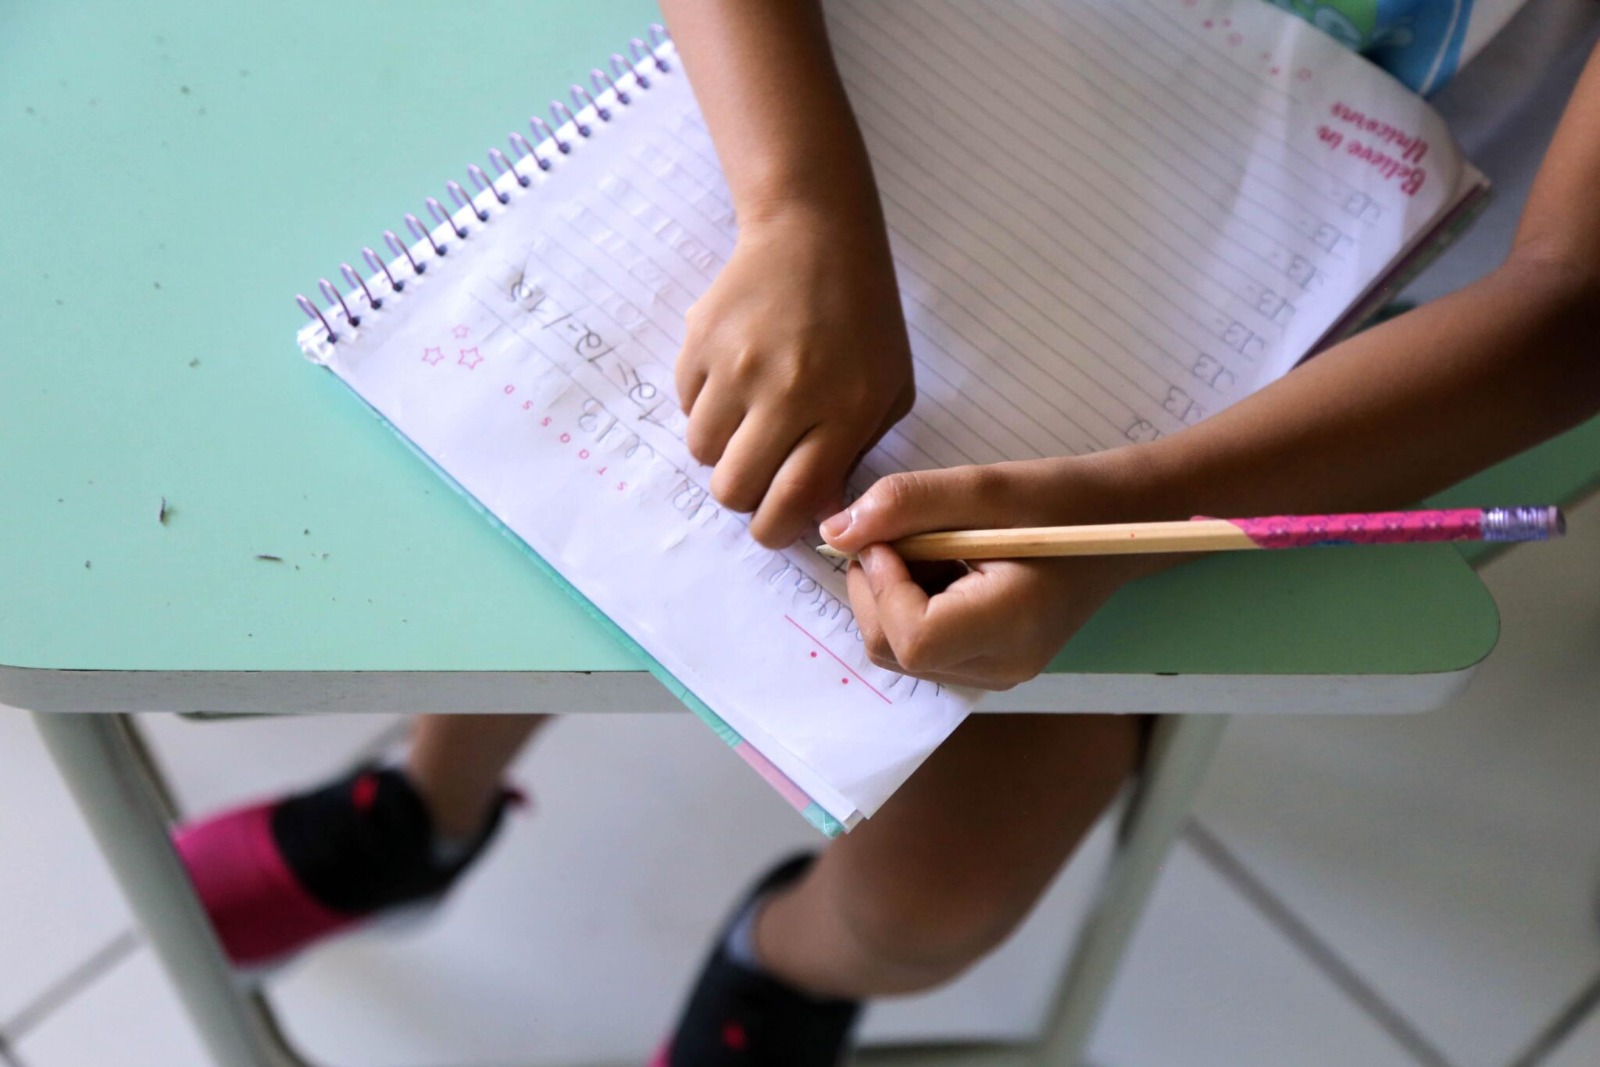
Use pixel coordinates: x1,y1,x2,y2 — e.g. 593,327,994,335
0,709,134,1028
260,711,1112,1066
1087,841,1424,1067
1195,494,1600,1067
1543,986,1600,1067
13,947,209,1067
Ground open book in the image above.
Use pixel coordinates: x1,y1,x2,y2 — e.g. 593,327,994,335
295,0,1488,834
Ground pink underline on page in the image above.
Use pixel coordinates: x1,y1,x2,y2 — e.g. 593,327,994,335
784,615,893,705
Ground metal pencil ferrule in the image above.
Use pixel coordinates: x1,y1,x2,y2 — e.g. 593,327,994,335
1482,506,1566,542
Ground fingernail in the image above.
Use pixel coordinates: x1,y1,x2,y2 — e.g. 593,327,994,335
820,507,853,541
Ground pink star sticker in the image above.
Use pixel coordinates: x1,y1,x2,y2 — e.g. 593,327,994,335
1203,19,1213,28
457,346,483,369
421,346,444,365
451,324,470,340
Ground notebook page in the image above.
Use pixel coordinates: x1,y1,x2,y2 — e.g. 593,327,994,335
301,0,1472,827
829,0,1470,474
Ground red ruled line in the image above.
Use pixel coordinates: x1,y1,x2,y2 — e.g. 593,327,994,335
784,615,893,705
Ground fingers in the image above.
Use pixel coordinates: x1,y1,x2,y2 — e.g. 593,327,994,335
675,358,708,419
820,464,1019,555
848,550,1056,689
685,397,862,546
681,377,747,471
685,366,883,546
712,411,809,516
749,428,865,547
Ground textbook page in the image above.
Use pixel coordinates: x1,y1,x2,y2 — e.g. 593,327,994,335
302,0,1474,829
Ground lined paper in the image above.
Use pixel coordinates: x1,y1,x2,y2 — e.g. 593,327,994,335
302,0,1478,829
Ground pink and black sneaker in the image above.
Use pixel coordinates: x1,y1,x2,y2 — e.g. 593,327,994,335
653,853,860,1067
172,766,518,972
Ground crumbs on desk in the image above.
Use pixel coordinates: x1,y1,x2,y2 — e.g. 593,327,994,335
153,281,162,290
158,497,171,525
84,560,91,570
255,554,283,563
188,358,200,368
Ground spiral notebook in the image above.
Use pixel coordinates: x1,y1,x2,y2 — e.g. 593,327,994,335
294,0,1488,835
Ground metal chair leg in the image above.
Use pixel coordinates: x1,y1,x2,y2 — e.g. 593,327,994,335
1033,714,1230,1066
31,711,312,1067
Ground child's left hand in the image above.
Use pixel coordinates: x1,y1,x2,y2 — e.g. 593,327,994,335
820,456,1169,691
677,207,915,549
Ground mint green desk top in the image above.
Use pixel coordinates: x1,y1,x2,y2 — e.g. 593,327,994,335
0,0,1507,712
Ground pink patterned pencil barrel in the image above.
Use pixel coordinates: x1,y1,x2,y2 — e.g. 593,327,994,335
1222,506,1567,550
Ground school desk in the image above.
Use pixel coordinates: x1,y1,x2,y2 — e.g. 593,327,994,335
0,2,1535,1065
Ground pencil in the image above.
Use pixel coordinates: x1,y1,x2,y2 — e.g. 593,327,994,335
813,506,1566,562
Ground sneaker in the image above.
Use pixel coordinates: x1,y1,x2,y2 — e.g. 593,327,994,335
172,766,519,971
653,853,860,1067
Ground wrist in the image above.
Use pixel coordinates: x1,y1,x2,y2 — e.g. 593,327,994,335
1049,446,1196,525
736,178,890,248
732,150,889,238
734,196,900,295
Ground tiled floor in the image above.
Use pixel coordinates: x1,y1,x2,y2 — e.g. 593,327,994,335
2,497,1597,1067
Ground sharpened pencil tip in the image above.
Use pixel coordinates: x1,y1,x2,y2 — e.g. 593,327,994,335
815,544,853,561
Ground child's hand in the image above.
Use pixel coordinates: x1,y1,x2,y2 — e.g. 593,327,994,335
677,208,914,548
820,457,1167,691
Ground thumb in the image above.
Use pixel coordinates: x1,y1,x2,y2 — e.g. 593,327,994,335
821,467,1018,553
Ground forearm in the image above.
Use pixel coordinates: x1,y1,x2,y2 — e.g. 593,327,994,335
1133,39,1600,521
659,0,885,229
1140,258,1600,520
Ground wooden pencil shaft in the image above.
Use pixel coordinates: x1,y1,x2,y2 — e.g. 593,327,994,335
827,520,1261,561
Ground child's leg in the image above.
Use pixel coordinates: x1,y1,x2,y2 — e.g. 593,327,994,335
406,713,548,839
759,712,1143,998
174,713,546,967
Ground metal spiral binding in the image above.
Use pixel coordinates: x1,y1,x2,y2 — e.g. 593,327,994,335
296,23,671,346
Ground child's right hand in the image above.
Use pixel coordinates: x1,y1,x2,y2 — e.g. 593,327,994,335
819,455,1173,691
676,205,915,549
